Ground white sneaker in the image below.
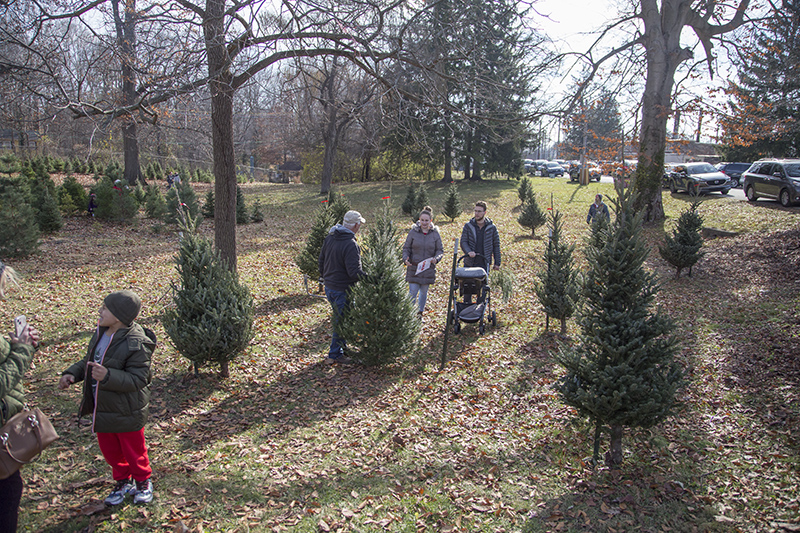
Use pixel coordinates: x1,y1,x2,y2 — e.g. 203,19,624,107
133,479,154,504
104,478,135,506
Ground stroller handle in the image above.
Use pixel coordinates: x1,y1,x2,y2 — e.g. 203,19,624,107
456,253,484,267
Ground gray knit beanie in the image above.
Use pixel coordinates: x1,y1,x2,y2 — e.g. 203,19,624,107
104,290,141,327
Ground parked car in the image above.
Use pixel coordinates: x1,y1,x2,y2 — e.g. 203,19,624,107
668,162,731,196
523,159,535,172
742,159,800,207
569,162,602,182
542,161,565,177
662,163,679,188
529,159,549,175
716,162,751,188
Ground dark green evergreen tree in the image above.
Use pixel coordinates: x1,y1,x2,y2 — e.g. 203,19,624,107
295,206,336,282
659,201,704,278
718,5,800,159
337,204,420,366
555,189,684,466
164,180,199,225
0,186,39,258
58,187,78,215
93,177,138,223
236,186,249,224
517,194,547,237
251,200,264,223
34,186,63,234
60,175,88,213
144,184,168,219
442,181,462,221
534,210,579,334
327,189,350,225
517,176,534,205
401,183,418,218
163,212,254,378
202,190,215,218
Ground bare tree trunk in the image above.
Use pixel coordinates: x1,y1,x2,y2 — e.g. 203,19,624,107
632,4,694,224
442,134,452,183
320,61,339,194
113,0,142,186
606,424,624,466
205,0,237,272
560,317,567,335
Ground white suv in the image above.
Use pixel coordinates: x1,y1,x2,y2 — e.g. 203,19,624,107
742,159,800,207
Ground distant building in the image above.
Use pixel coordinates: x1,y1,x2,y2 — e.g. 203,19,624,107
272,161,303,183
0,129,40,153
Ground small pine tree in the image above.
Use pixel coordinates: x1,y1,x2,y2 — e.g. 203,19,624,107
164,181,199,224
518,177,534,205
337,204,420,366
327,189,350,225
414,185,429,220
555,189,684,466
35,186,63,233
163,213,254,378
144,184,168,219
202,190,215,218
0,187,40,258
659,201,704,278
442,181,462,221
401,183,418,218
133,184,146,205
251,199,264,223
236,185,249,224
93,177,138,222
60,175,88,213
295,206,336,282
518,194,547,237
534,210,579,334
58,187,78,215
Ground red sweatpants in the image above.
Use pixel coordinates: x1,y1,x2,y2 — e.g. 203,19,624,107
96,429,152,482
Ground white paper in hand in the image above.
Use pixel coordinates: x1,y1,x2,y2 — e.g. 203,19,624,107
415,258,434,275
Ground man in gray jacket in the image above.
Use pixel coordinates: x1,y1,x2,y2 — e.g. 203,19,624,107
460,201,501,272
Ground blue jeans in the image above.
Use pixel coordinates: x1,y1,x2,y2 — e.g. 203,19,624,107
408,283,430,313
325,287,348,357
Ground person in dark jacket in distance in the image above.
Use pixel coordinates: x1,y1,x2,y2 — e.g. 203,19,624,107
59,290,156,506
587,193,611,224
402,207,444,318
319,210,366,364
460,201,501,271
0,260,41,532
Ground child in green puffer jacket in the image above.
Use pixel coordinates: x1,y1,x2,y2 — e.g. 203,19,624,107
59,290,156,506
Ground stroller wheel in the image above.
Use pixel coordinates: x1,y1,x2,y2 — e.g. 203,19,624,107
453,320,461,334
491,311,497,327
479,323,485,334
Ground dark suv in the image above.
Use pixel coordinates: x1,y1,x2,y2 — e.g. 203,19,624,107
716,162,750,188
742,159,800,207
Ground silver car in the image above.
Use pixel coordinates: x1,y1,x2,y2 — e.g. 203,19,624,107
742,159,800,207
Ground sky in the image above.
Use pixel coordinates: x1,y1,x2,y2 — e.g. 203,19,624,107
531,0,734,145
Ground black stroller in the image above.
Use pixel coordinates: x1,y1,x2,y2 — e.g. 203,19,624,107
449,254,496,334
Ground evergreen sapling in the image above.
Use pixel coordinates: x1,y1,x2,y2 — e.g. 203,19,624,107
236,185,249,224
554,188,684,466
443,181,462,221
163,210,254,378
534,209,579,334
518,193,547,237
659,201,704,278
337,204,420,366
517,177,534,205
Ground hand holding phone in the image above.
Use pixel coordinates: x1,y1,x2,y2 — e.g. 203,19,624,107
14,315,27,337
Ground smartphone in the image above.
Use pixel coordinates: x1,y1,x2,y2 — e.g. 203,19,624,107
14,315,27,337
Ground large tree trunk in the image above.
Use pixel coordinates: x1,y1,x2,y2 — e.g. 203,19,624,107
632,2,694,224
320,62,339,195
113,0,142,186
205,0,237,272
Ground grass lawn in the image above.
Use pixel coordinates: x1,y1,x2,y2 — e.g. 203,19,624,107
3,176,799,532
